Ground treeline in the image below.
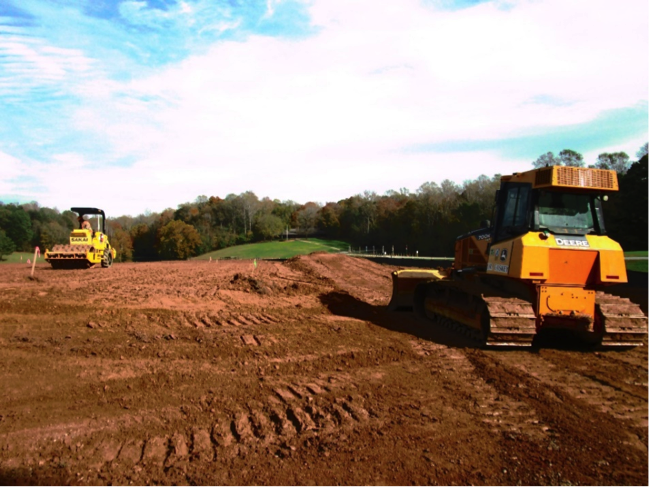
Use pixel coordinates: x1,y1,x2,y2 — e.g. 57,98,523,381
0,206,79,259
1,149,647,261
0,176,501,261
145,175,500,260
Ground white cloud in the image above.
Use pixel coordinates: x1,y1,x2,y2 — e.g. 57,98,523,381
0,38,94,90
582,134,647,166
0,151,24,194
4,0,647,216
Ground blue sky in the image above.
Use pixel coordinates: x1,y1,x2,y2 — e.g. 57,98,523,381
1,0,647,217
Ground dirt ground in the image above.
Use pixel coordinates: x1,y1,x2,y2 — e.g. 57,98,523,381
0,254,647,486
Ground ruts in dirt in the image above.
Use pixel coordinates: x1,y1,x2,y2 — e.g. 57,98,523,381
0,253,646,485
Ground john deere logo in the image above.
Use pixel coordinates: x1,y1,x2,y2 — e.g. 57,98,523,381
555,236,589,248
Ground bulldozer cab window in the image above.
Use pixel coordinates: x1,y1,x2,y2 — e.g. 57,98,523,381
494,183,531,243
535,191,596,235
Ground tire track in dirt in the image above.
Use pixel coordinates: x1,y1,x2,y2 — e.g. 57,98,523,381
285,253,392,303
465,349,648,485
1,256,646,485
0,332,426,476
167,309,285,330
0,373,375,478
590,347,649,373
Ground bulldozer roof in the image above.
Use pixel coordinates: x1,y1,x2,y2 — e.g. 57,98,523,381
502,166,619,191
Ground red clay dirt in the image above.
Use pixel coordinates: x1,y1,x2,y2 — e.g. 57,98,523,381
0,253,647,485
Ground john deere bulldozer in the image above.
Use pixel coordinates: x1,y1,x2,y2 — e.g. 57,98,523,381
389,166,647,347
45,207,116,269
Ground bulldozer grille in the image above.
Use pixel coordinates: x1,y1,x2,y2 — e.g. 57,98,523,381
534,167,618,190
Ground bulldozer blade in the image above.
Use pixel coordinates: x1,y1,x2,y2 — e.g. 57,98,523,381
388,269,446,310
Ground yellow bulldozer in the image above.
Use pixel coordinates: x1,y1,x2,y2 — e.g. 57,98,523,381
45,207,116,269
389,166,647,347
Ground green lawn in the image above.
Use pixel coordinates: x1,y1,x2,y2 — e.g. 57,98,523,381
626,261,647,273
0,252,36,264
3,245,646,272
625,251,648,273
193,238,350,261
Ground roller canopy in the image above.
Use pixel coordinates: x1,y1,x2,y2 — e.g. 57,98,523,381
70,207,106,233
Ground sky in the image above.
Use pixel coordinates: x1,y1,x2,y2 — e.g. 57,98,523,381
1,0,647,218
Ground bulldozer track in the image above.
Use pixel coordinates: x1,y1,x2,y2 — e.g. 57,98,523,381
483,297,537,347
596,291,647,347
414,283,647,349
465,350,649,457
505,350,649,426
414,344,549,441
414,280,537,348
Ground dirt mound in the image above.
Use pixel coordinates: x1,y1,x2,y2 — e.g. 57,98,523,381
0,256,646,485
228,273,277,295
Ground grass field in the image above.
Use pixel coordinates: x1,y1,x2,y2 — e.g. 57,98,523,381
625,251,648,273
0,252,35,264
626,261,648,272
193,238,350,261
2,246,646,272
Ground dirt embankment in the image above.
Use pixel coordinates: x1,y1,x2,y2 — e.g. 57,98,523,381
0,254,646,485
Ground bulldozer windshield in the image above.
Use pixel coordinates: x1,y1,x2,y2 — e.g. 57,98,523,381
493,183,607,243
535,191,598,235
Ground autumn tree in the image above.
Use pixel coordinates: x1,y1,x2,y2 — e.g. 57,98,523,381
458,174,500,231
317,202,341,238
532,152,559,168
109,215,135,233
111,227,134,262
34,220,69,251
461,174,499,221
156,220,201,260
532,149,584,168
272,200,300,229
295,202,321,237
605,155,648,250
637,143,648,159
558,149,584,167
240,191,260,236
254,213,284,240
130,223,157,261
594,152,631,174
416,181,442,231
252,197,284,241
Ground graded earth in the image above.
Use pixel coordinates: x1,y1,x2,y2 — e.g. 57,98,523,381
0,254,647,485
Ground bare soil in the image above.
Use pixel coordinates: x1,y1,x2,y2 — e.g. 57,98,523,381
0,254,647,485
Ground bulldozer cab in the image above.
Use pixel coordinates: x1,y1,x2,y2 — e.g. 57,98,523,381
534,191,600,234
486,166,624,287
491,180,607,245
